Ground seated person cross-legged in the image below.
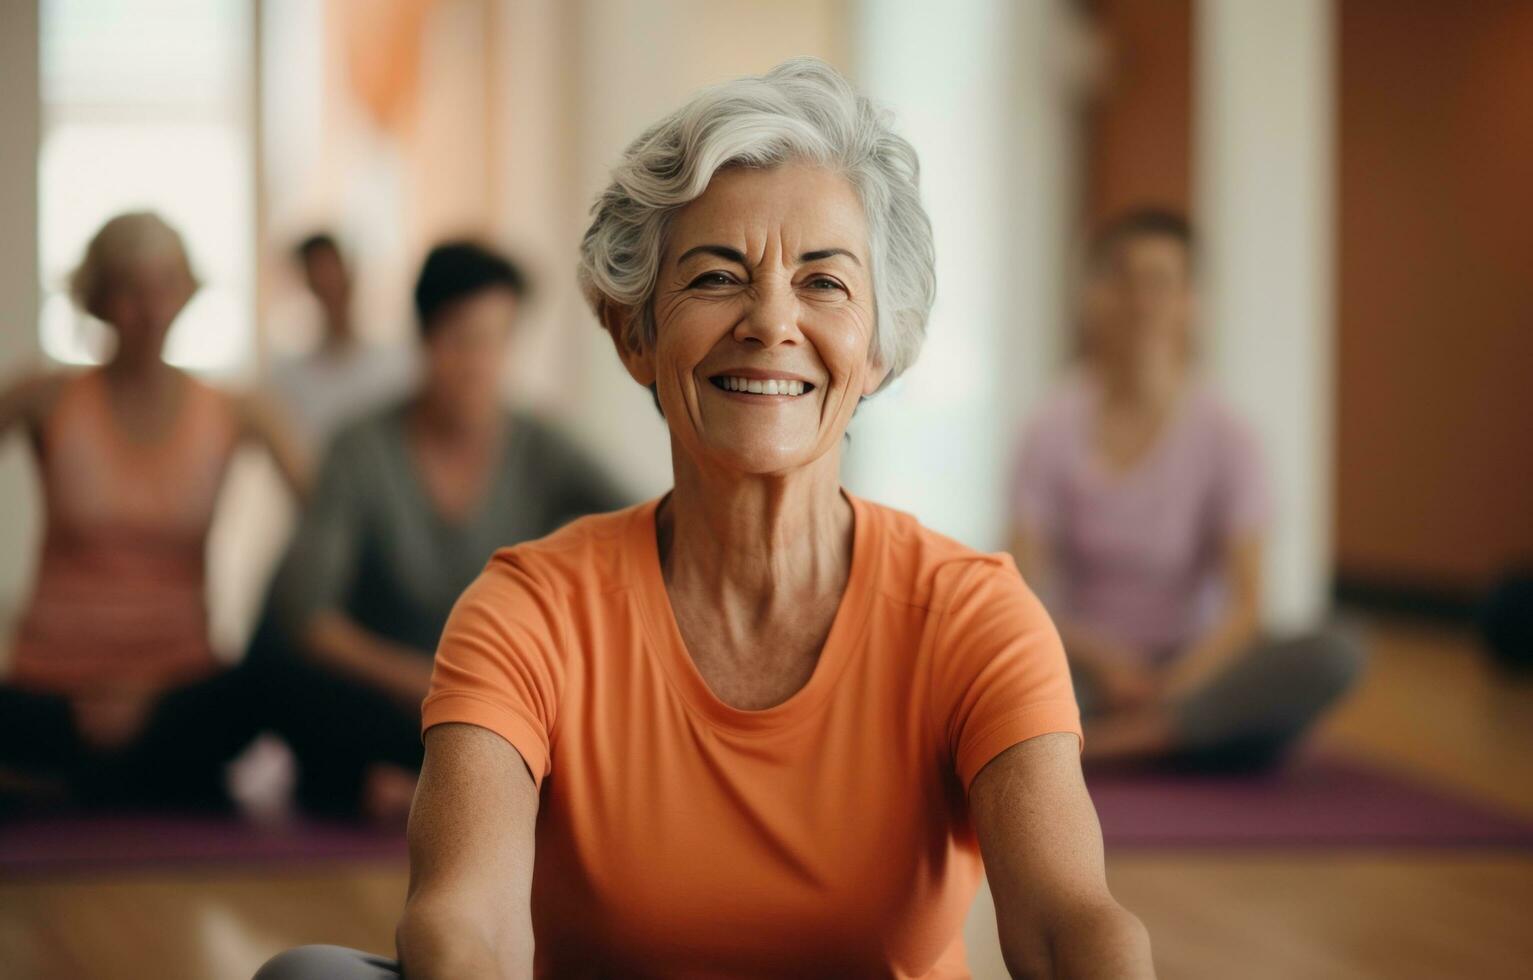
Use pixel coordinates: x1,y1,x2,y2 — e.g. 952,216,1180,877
1011,208,1364,771
250,242,626,822
0,212,307,812
256,60,1153,980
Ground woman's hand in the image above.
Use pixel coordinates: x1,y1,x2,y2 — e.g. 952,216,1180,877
71,687,160,752
1160,534,1263,700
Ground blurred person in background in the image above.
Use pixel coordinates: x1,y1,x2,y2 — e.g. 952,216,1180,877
266,233,415,455
1010,208,1363,770
258,59,1151,980
249,241,627,823
0,211,308,812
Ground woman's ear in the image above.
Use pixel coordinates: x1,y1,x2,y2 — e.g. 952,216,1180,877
861,352,892,397
602,303,657,387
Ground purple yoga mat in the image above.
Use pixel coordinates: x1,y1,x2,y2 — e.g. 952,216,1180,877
0,812,406,877
1088,755,1533,849
3,758,1529,876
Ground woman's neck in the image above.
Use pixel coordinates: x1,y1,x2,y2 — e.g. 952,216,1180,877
102,348,174,389
1096,351,1186,413
409,393,503,448
661,447,853,609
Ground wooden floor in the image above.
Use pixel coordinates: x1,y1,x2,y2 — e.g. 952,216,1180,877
1,617,1530,979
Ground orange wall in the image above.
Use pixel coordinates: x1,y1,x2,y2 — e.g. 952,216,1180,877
1083,0,1192,229
1336,0,1533,590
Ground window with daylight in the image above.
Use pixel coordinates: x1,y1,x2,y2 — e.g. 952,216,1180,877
38,0,255,374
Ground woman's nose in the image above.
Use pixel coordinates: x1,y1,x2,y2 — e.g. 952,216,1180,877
733,279,800,349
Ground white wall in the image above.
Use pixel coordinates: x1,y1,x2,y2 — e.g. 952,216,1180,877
1196,0,1335,630
488,0,581,414
0,0,43,639
844,0,1078,553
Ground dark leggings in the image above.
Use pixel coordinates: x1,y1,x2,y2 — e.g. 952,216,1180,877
1075,624,1367,770
0,662,267,810
1,643,423,818
255,945,401,979
247,618,424,819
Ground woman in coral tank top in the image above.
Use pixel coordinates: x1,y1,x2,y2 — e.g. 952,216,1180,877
259,61,1152,979
0,212,307,810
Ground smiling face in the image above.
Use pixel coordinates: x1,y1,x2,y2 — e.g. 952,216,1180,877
421,287,516,426
1082,234,1195,377
618,163,885,477
95,250,196,366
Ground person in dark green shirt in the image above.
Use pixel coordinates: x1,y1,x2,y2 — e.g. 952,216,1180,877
250,241,627,820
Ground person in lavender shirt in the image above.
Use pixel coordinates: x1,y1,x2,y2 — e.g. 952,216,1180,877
1010,208,1363,770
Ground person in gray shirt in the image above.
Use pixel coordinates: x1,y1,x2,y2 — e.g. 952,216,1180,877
250,241,627,821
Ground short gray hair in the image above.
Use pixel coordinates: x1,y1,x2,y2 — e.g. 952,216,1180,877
577,57,935,390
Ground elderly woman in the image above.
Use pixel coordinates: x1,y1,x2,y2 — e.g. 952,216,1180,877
0,212,306,809
1011,208,1363,769
258,60,1151,978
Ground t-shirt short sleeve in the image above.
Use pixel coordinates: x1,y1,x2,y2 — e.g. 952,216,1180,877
421,551,567,789
931,556,1083,791
1212,407,1272,538
1011,396,1073,536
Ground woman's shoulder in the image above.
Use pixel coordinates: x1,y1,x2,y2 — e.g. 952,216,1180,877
507,409,595,462
1029,372,1092,425
856,497,1024,613
1015,372,1093,459
1182,381,1264,457
1,367,101,440
481,500,654,598
1,368,74,423
319,398,411,461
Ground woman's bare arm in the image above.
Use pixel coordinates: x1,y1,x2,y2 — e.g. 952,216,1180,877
1160,534,1262,698
234,390,312,500
397,723,540,980
971,732,1154,978
0,372,64,440
302,611,436,708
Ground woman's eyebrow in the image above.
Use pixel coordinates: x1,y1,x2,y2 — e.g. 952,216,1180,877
676,244,746,265
676,244,863,267
800,247,861,266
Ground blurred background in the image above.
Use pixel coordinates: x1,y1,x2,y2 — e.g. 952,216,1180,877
0,1,1530,977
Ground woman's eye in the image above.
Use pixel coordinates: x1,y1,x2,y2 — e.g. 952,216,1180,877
689,271,737,288
805,276,845,292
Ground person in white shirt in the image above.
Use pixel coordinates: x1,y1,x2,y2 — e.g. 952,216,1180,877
267,234,414,454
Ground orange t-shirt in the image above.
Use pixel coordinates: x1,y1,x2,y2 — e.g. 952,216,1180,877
423,493,1081,978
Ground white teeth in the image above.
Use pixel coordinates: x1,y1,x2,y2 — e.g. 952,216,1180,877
718,376,808,396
